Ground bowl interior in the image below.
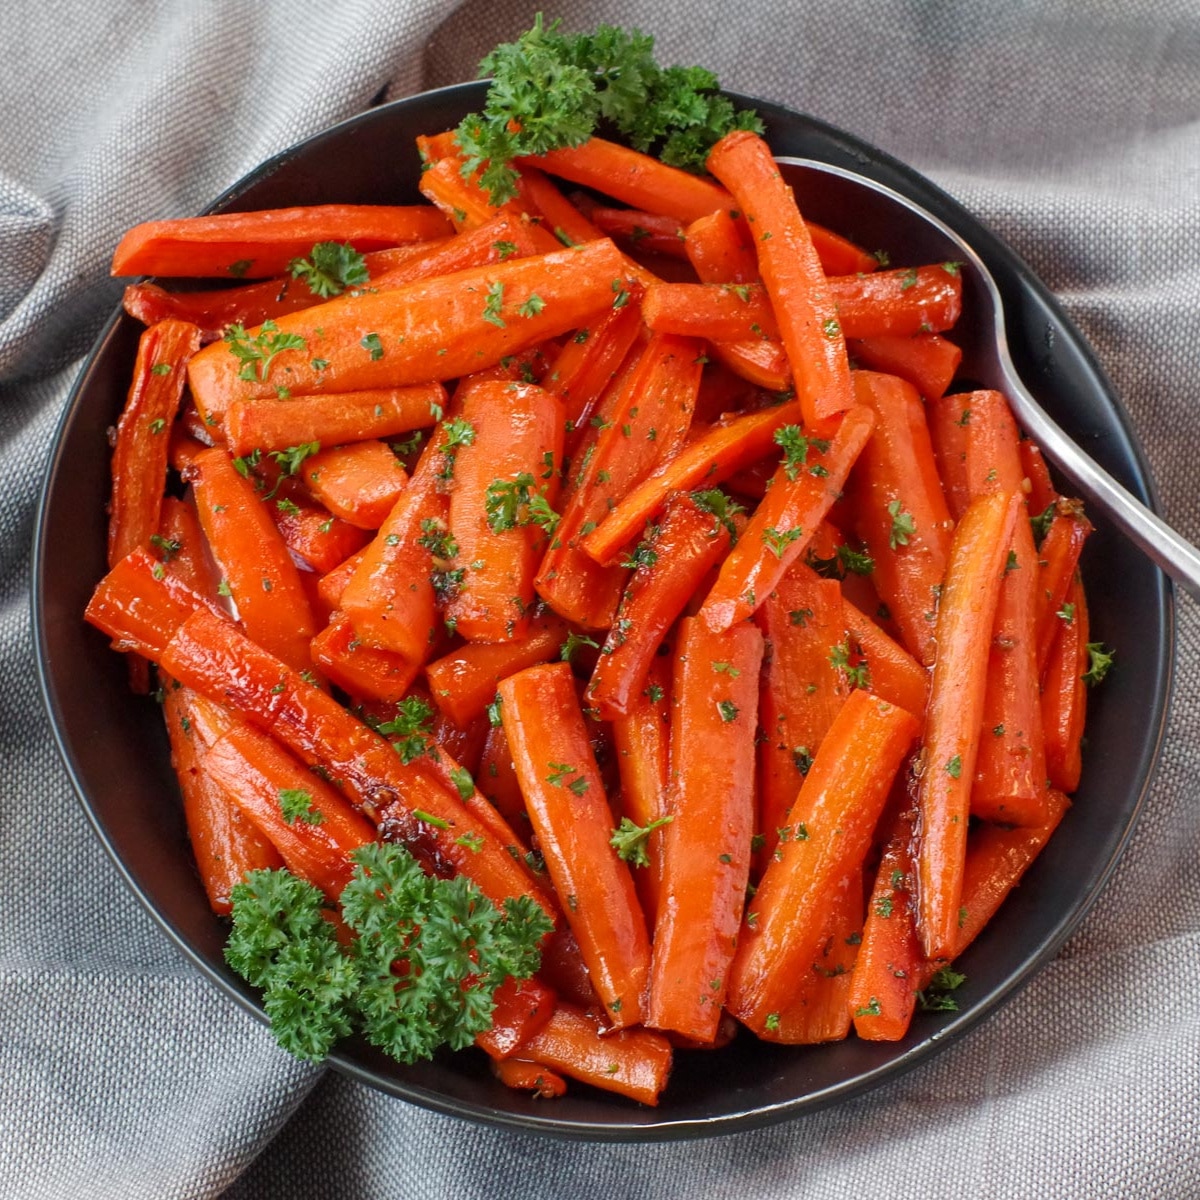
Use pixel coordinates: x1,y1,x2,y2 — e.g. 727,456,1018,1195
33,83,1173,1139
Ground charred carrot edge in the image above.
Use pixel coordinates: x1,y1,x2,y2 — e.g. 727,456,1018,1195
112,204,453,278
700,405,876,632
499,663,651,1028
586,491,735,719
185,238,632,421
202,722,376,901
1042,575,1089,793
648,618,764,1042
706,130,853,427
582,400,804,566
1034,501,1093,675
108,319,202,569
846,371,954,667
474,976,558,1061
514,1002,673,1106
830,264,962,339
848,334,962,400
915,491,1022,960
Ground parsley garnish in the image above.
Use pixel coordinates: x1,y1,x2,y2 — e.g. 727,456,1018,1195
482,281,506,327
762,525,804,558
377,696,436,764
560,631,600,663
224,320,307,383
717,699,739,723
278,788,323,826
609,815,674,867
1083,642,1114,686
774,425,829,482
691,488,744,540
887,500,917,549
288,242,368,298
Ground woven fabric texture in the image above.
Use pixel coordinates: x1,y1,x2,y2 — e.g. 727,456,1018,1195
3,2,1198,1196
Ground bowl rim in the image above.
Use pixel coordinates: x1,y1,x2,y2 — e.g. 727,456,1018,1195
32,79,1176,1141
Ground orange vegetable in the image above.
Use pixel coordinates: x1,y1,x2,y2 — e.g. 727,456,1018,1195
848,333,962,400
1041,574,1089,793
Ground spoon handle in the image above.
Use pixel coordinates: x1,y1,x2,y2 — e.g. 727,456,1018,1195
1002,374,1200,601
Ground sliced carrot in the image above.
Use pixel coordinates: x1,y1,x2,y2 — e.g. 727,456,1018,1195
1020,440,1059,514
841,595,930,718
926,392,973,521
156,495,221,601
830,264,962,338
474,976,557,1061
1034,500,1093,675
268,491,370,575
310,611,420,705
1042,575,1089,793
684,207,761,285
643,281,779,343
301,441,409,531
491,1058,568,1098
848,334,961,400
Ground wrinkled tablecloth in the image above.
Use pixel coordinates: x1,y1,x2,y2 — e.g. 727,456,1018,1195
3,2,1198,1196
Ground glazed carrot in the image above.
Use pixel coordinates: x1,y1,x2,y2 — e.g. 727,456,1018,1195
169,426,212,474
447,381,565,642
520,137,730,224
160,608,553,917
310,611,421,704
808,224,879,277
648,618,764,1042
848,333,962,400
269,491,370,574
500,663,651,1028
514,1002,673,1106
710,338,792,392
425,609,569,727
156,495,222,601
1020,440,1059,514
224,382,445,456
185,238,632,420
586,490,736,719
315,547,365,613
108,319,202,569
926,392,973,521
111,205,452,278
589,207,688,259
726,689,919,1034
491,1058,568,1098
829,264,962,338
684,208,760,284
643,281,779,343
700,405,876,632
537,333,702,628
1042,575,1089,793
191,445,316,673
162,683,282,914
915,490,1022,961
706,130,853,427
1034,500,1093,674
609,655,672,929
476,721,533,847
581,400,803,566
474,976,557,1060
846,371,954,667
754,565,848,866
515,166,606,248
965,390,1049,826
202,722,376,901
301,441,409,531
419,154,525,231
841,595,930,718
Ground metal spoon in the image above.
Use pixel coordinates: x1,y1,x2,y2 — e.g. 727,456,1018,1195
776,156,1200,600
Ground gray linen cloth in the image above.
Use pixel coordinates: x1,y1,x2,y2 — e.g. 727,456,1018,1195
3,1,1197,1195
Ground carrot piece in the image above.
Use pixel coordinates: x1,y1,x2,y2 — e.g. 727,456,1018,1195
268,492,370,574
491,1058,568,1098
829,265,962,339
202,722,376,901
160,608,553,918
300,441,409,531
514,1002,673,1106
807,223,879,276
710,339,792,392
841,595,930,718
419,154,525,231
315,547,364,612
447,382,565,642
915,491,1022,960
474,976,558,1061
581,400,803,566
926,392,974,522
589,207,688,259
727,688,919,1034
586,491,736,719
162,684,282,914
185,239,632,420
499,663,651,1028
647,618,764,1042
521,137,729,224
415,130,462,165
108,319,202,569
309,611,420,705
754,566,848,867
642,281,779,342
1034,500,1093,675
1042,575,1089,793
224,382,444,457
609,655,672,930
169,426,212,474
476,721,533,847
536,333,702,629
848,334,962,400
706,130,853,427
111,205,452,278
425,609,570,727
156,495,221,601
191,446,315,673
965,391,1049,826
700,405,876,632
1020,440,1059,514
846,371,954,666
515,166,607,248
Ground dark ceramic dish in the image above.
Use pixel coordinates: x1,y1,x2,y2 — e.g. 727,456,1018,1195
33,82,1173,1140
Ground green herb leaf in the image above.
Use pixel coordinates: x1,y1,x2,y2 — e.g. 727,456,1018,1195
609,815,673,867
288,242,368,299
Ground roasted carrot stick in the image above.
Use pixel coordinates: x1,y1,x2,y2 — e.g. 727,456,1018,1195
202,722,377,901
191,445,316,673
491,1058,568,1098
586,490,736,719
515,166,606,248
926,392,974,522
700,405,876,632
588,206,688,259
1042,574,1089,793
706,130,853,427
648,618,764,1042
1034,500,1093,675
309,611,421,705
726,689,919,1034
848,334,962,400
419,154,526,231
185,238,632,420
841,595,930,718
111,205,452,278
108,319,202,569
684,208,760,284
269,491,370,575
156,495,222,601
447,381,565,642
1020,440,1059,514
301,441,409,531
499,663,651,1028
846,371,954,666
915,490,1022,961
475,720,533,846
474,976,558,1060
830,264,962,338
581,400,803,567
642,281,780,343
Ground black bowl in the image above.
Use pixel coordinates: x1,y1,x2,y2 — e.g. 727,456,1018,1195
33,83,1173,1139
